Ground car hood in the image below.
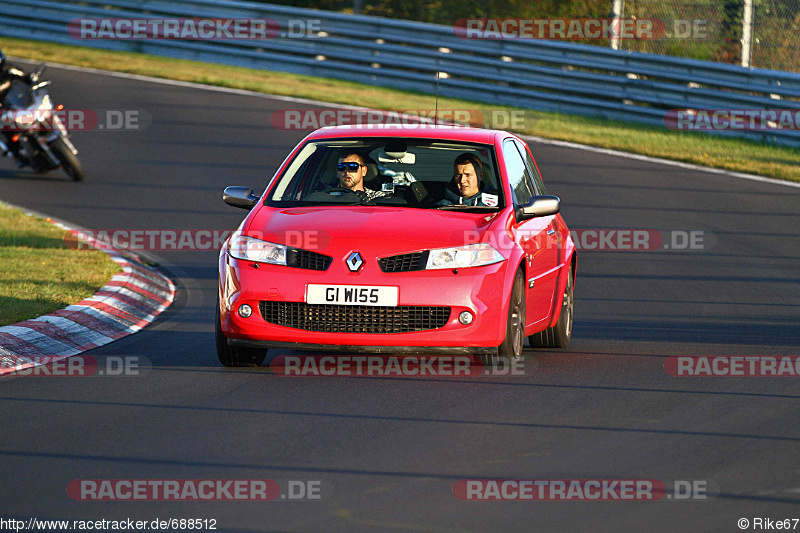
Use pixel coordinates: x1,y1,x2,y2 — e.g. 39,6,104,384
245,206,504,252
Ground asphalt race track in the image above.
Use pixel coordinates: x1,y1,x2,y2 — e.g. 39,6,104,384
1,64,798,532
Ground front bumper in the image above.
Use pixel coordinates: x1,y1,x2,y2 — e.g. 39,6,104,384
219,252,512,349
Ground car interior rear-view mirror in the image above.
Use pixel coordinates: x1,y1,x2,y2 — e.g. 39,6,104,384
378,151,416,164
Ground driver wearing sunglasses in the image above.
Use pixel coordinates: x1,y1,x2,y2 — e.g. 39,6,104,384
336,152,387,201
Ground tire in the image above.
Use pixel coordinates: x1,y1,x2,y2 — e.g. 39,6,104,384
496,269,526,364
49,137,85,181
529,266,573,349
215,302,267,367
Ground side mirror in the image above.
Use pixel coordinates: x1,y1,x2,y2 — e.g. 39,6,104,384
223,186,260,209
516,195,560,221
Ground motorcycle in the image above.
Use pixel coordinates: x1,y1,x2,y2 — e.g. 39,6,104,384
0,64,85,181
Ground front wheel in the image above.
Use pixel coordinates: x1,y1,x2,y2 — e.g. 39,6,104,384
496,269,526,364
215,302,267,367
529,266,573,349
49,137,85,181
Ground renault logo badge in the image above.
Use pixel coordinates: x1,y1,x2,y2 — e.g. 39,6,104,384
346,252,364,272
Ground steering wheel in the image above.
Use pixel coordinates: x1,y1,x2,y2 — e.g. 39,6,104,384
323,186,371,201
321,186,357,195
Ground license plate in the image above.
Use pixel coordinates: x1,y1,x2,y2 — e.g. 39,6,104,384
306,284,398,306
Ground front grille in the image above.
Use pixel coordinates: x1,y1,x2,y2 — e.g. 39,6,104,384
259,301,450,333
286,248,332,271
378,251,429,272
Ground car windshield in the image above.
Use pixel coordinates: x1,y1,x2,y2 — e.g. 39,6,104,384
266,137,504,210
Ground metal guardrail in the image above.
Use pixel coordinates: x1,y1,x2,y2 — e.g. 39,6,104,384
2,0,799,145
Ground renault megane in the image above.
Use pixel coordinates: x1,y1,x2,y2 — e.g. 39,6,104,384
216,125,575,366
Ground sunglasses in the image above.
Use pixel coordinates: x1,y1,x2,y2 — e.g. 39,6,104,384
337,162,363,172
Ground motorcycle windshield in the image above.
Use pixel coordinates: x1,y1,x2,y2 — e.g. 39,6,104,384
4,80,33,109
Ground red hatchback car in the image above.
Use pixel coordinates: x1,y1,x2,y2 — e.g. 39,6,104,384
217,125,575,366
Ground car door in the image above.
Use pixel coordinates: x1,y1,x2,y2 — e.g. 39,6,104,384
502,138,558,326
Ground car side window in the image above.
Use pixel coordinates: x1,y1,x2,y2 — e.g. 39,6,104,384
502,139,535,206
513,139,547,195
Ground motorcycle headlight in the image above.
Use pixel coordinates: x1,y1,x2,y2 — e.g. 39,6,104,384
425,243,504,270
14,112,35,129
36,103,53,118
228,233,286,265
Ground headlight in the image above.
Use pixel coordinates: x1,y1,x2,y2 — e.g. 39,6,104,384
228,233,286,265
14,112,35,129
425,243,504,270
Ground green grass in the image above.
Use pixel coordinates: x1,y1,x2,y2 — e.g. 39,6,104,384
0,203,121,327
1,36,799,183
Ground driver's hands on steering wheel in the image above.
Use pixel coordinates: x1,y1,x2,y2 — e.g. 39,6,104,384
320,186,370,203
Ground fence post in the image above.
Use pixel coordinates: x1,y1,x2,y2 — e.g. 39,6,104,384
611,0,624,50
741,0,753,67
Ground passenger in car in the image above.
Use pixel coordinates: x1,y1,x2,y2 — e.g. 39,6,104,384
439,153,499,207
337,152,387,201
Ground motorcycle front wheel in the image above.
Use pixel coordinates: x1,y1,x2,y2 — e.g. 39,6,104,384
49,137,85,181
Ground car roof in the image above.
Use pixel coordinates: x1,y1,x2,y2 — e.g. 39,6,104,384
306,125,509,144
